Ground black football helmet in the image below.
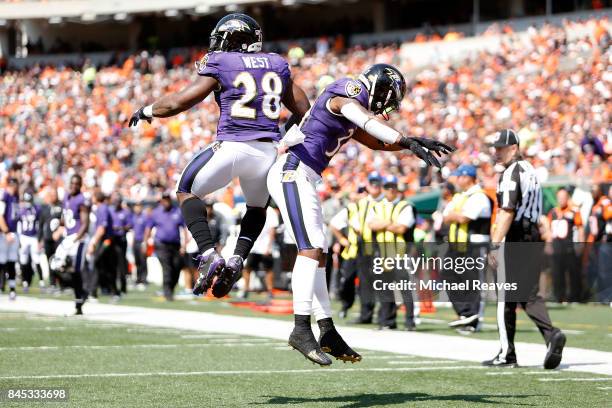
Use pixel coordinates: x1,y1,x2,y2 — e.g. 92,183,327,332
358,64,406,118
209,13,263,53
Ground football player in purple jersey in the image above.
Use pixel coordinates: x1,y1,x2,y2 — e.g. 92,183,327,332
53,174,91,314
18,190,43,292
129,13,311,298
267,64,454,365
0,178,20,299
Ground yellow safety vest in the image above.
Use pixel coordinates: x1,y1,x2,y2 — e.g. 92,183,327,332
341,197,374,260
448,192,469,245
374,199,410,259
448,187,491,252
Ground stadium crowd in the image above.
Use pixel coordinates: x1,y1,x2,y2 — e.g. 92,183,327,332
0,16,610,311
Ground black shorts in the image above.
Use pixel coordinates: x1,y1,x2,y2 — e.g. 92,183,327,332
246,253,274,271
184,253,199,269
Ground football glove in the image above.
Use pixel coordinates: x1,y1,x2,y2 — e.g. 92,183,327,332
398,136,454,169
128,107,152,127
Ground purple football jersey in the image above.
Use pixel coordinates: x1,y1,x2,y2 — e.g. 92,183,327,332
1,191,19,233
289,78,369,174
147,205,184,244
19,204,40,237
110,207,130,238
63,193,88,235
95,203,114,241
198,51,291,142
131,211,149,242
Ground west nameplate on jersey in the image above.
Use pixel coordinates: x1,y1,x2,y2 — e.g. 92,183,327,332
345,81,362,98
281,170,297,183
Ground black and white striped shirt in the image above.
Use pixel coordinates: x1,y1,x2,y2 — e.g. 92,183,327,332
496,159,542,226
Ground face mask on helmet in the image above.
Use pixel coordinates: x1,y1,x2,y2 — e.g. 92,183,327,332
359,65,406,120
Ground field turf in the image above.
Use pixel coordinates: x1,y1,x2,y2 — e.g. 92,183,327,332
23,285,612,352
0,310,610,408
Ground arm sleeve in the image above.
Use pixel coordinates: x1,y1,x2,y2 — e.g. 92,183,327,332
396,205,415,228
340,103,400,145
461,193,492,220
365,204,378,224
330,208,348,230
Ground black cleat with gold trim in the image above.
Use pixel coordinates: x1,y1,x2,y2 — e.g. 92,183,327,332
288,328,332,366
318,322,362,363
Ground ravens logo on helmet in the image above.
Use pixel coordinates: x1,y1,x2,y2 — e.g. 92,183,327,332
209,13,263,53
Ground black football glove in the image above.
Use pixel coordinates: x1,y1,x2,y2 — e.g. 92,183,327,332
398,136,454,169
410,137,455,156
128,107,152,127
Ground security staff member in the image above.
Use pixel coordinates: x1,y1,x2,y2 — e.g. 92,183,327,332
443,164,492,333
330,172,382,322
547,188,584,303
144,193,188,301
368,175,417,331
484,129,566,369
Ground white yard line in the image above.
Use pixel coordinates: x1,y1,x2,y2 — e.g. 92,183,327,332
485,371,561,376
1,296,611,376
538,378,612,382
387,360,458,365
0,366,486,380
361,355,417,360
0,343,285,351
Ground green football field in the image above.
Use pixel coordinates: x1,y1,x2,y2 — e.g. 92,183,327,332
0,310,610,408
23,285,612,352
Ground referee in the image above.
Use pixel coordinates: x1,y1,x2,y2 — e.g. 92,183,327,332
484,129,566,369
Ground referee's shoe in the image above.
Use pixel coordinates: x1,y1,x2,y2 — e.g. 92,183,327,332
543,330,566,369
482,353,518,368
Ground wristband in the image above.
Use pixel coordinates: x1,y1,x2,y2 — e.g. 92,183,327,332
143,105,153,118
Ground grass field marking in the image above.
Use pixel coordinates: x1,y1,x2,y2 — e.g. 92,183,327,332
485,372,515,375
361,355,417,360
0,365,487,380
538,377,612,382
0,327,69,331
205,337,275,343
596,386,612,390
180,334,243,339
0,342,285,351
386,360,459,365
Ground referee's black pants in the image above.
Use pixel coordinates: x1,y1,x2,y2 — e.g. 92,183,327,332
155,242,183,300
496,241,557,362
